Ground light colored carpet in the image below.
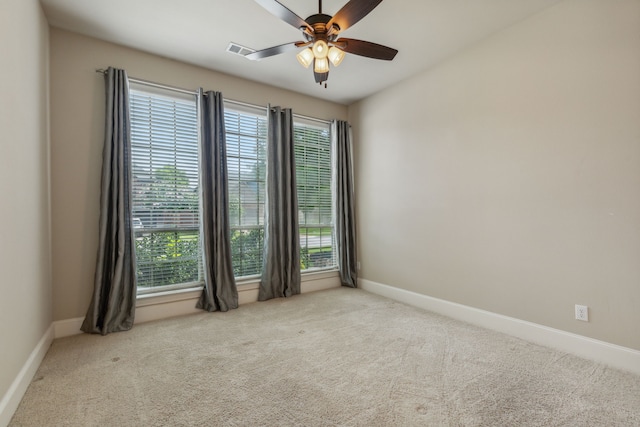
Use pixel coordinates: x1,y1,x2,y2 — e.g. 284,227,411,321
10,288,640,426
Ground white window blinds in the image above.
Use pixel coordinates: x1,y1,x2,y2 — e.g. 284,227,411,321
224,103,267,278
129,84,203,291
294,118,336,270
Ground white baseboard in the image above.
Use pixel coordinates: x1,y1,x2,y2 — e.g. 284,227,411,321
300,273,342,293
53,317,84,338
135,299,202,324
359,279,640,376
54,273,341,339
0,325,54,427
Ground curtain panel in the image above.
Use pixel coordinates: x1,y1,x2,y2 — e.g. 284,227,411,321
333,120,358,288
196,90,239,312
259,106,301,301
81,67,137,335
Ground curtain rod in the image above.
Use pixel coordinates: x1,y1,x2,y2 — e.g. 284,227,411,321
95,69,196,96
293,113,331,126
225,99,331,125
95,69,332,125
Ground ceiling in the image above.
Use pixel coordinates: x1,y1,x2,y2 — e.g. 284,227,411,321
40,0,562,105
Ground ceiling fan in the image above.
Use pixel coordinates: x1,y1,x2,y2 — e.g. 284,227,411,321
246,0,398,86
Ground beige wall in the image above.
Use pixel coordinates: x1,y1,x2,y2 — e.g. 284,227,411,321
49,29,348,321
349,0,640,350
0,0,51,402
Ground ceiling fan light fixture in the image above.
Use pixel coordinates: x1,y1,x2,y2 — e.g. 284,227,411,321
327,46,345,66
296,48,314,68
312,40,329,59
314,57,330,73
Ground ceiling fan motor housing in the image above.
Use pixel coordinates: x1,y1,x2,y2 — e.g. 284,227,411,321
303,14,340,42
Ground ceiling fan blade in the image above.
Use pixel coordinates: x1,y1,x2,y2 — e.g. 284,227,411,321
245,42,301,61
314,71,329,84
326,0,383,33
338,38,398,60
255,0,313,33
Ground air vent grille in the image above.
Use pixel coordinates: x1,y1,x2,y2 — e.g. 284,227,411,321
226,42,256,57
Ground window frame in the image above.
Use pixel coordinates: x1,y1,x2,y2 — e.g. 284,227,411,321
129,83,204,295
224,101,268,280
293,115,338,273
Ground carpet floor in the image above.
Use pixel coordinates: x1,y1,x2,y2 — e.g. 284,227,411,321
9,287,640,426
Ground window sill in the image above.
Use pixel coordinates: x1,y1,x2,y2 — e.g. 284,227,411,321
235,268,339,291
136,268,340,309
136,286,203,308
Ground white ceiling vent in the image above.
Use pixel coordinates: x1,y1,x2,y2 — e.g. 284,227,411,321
226,42,255,57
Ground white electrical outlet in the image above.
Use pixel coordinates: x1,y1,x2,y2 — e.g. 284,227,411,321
356,261,361,271
575,304,589,322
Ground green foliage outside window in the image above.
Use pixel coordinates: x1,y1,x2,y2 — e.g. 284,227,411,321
230,228,264,278
135,231,200,288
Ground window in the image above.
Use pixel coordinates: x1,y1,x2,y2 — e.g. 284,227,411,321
294,118,337,271
129,84,202,293
128,83,335,294
224,103,267,278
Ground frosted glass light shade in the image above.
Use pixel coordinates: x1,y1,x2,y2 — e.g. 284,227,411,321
314,57,329,73
296,48,314,68
312,40,329,59
327,46,345,66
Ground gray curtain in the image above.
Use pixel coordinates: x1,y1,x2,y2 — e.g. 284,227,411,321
196,90,238,312
259,106,301,301
333,120,358,288
81,67,136,335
